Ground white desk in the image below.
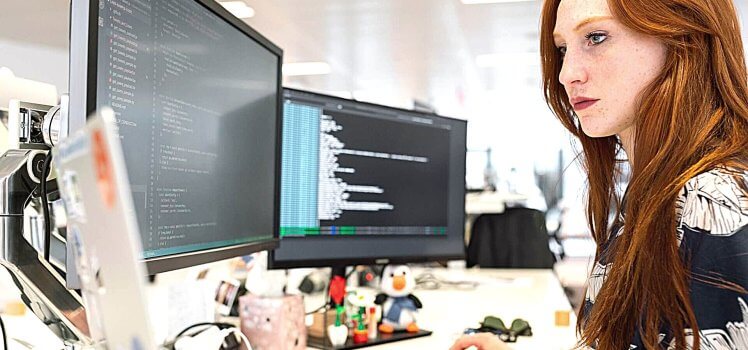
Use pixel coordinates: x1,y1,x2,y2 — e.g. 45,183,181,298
0,268,578,350
339,268,578,350
0,267,67,350
1,312,67,350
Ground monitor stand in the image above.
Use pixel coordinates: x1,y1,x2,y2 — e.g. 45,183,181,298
306,266,432,350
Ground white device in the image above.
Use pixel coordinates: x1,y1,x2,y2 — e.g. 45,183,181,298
55,108,253,350
54,108,158,350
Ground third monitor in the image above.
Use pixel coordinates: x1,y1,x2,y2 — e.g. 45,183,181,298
270,88,467,269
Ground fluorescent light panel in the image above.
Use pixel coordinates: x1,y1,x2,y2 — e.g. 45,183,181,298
282,62,331,76
219,1,255,19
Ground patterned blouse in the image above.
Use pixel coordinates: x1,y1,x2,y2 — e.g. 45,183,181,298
582,167,748,349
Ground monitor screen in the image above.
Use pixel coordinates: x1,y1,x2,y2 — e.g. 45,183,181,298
69,0,282,273
270,88,466,268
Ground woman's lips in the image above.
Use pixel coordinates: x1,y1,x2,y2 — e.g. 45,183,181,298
573,99,598,110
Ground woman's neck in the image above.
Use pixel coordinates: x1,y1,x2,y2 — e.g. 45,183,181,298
618,127,636,167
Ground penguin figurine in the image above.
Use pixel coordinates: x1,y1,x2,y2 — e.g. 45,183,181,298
375,265,422,333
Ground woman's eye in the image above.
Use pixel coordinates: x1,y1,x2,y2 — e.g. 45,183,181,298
586,32,607,45
558,46,567,57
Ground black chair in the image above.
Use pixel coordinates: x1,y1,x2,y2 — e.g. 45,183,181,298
466,207,555,268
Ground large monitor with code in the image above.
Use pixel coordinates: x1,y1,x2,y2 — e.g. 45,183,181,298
270,88,466,268
69,0,282,273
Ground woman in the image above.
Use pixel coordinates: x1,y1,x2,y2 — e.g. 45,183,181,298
452,0,748,349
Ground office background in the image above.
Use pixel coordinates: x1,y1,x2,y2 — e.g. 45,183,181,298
5,0,748,303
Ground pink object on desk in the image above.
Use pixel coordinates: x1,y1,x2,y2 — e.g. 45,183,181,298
239,294,307,350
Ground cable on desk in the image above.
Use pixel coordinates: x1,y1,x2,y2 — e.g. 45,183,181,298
175,322,235,339
167,322,236,350
41,151,53,261
0,313,8,350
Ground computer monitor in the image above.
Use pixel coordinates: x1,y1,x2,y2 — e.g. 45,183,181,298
269,88,467,269
69,0,282,274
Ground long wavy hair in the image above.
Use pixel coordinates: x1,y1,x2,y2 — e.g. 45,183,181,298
540,0,748,348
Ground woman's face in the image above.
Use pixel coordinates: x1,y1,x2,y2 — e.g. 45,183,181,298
553,0,667,140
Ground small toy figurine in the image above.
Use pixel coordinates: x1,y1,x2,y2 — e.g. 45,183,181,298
327,276,348,346
329,275,347,307
367,306,377,340
327,306,348,346
375,265,422,333
347,292,376,344
351,306,369,343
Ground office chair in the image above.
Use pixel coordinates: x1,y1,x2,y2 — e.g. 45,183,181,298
466,207,555,268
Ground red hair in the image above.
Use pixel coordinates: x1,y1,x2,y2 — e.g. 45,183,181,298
540,0,748,348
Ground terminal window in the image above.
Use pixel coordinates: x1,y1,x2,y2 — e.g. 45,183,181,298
281,92,451,237
96,0,278,258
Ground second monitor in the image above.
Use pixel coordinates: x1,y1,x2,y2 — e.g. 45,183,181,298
70,0,283,274
271,88,467,268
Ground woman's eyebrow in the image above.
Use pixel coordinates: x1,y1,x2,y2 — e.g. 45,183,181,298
553,15,614,41
573,15,613,32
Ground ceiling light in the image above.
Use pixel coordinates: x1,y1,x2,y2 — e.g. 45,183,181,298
219,1,255,19
461,0,535,4
476,52,539,67
282,62,331,76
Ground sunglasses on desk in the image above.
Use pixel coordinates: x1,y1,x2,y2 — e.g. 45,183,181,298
463,316,533,343
463,326,518,343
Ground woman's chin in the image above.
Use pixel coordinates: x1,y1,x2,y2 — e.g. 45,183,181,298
580,125,616,138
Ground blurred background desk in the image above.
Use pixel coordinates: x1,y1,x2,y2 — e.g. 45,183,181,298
465,192,528,216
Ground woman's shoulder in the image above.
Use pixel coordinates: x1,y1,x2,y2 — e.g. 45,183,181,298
675,166,748,237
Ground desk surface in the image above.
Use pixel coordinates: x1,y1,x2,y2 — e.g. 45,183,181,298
345,268,578,350
0,268,578,350
0,267,66,350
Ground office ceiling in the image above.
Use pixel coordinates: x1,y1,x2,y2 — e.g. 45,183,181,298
0,0,543,117
243,0,543,114
0,1,70,49
4,0,748,118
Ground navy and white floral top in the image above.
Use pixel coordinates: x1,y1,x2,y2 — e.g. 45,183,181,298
583,167,748,349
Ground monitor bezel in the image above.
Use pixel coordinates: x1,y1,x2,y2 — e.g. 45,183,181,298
268,87,467,269
69,0,282,274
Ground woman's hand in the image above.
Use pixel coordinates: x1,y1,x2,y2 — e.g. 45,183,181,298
449,333,511,350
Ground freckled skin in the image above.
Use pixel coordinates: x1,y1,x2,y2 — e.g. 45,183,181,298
553,0,667,151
